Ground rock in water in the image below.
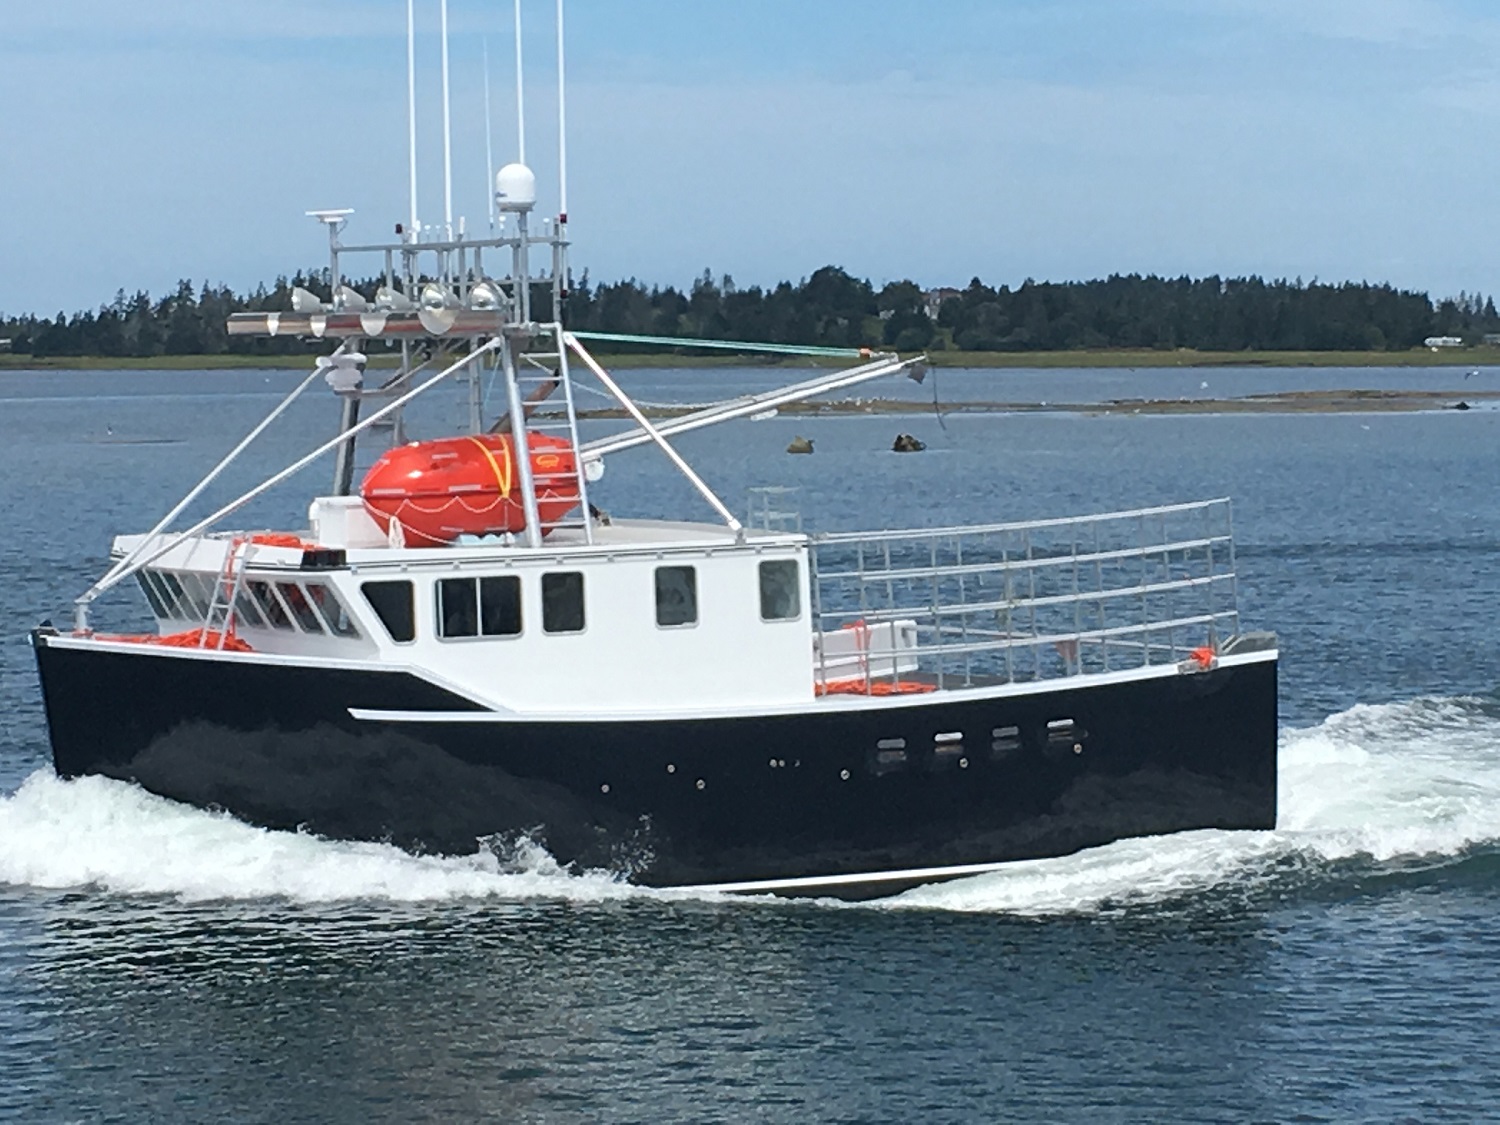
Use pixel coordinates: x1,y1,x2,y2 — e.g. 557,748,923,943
786,436,814,454
892,433,926,453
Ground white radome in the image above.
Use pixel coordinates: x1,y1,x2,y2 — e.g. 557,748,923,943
495,163,537,212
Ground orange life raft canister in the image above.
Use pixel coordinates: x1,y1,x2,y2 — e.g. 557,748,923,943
360,432,581,547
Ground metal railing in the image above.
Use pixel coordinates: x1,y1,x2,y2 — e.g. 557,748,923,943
809,498,1241,691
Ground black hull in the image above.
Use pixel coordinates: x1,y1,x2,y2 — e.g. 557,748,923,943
32,633,1277,897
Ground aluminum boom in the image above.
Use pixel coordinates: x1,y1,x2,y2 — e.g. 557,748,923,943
579,353,927,460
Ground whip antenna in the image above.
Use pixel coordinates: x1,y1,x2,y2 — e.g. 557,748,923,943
484,37,496,230
514,0,527,164
406,0,418,231
440,0,454,232
557,0,567,223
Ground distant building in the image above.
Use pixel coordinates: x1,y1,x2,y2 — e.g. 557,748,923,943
924,287,961,321
0,338,11,353
1483,333,1500,347
1424,336,1464,348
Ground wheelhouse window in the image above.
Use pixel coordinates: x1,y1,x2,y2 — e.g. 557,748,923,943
437,575,522,639
479,576,522,636
654,565,697,627
438,578,479,638
158,572,190,619
232,588,266,628
249,580,293,631
135,571,172,619
305,583,361,639
542,572,585,634
362,580,415,642
276,582,325,634
758,560,801,621
175,572,213,618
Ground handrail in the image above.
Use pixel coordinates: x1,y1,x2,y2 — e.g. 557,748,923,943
815,535,1232,584
816,572,1237,625
897,613,1237,660
813,497,1233,544
809,496,1240,689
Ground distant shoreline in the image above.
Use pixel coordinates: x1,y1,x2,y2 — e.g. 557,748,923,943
3,346,1500,372
567,387,1499,419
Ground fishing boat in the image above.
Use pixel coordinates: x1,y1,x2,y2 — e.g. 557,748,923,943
29,3,1277,898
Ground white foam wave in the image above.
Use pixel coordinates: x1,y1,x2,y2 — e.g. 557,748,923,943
892,696,1500,915
4,696,1499,913
0,771,652,905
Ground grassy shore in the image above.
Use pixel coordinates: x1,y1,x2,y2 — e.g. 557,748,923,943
4,346,1500,372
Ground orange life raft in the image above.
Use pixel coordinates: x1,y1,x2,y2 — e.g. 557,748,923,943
360,432,581,547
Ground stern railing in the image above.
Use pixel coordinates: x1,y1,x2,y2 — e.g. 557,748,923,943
809,498,1241,691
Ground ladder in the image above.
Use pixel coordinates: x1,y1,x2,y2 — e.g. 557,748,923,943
199,537,252,649
508,323,594,543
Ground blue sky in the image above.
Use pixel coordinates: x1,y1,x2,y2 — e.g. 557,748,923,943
2,0,1498,315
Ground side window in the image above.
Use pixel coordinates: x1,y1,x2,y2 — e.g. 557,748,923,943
438,577,479,638
479,576,522,636
758,560,801,621
361,580,415,642
655,565,697,627
542,572,585,634
249,580,294,631
305,583,361,639
277,582,325,634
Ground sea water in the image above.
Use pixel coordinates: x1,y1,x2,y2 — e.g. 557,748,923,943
2,367,1498,1121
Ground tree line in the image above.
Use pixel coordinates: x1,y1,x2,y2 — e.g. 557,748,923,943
4,267,1498,358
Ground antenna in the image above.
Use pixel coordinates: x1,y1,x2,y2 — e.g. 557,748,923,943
440,0,454,233
557,0,567,223
406,0,418,232
484,37,496,230
514,0,526,165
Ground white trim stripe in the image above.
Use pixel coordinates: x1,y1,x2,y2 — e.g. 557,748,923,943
345,649,1277,724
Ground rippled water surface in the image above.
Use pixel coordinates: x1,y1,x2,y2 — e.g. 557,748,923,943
3,366,1500,1121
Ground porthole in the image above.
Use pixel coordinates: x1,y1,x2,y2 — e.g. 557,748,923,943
1044,718,1087,760
931,732,965,771
868,747,909,776
991,724,1022,760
